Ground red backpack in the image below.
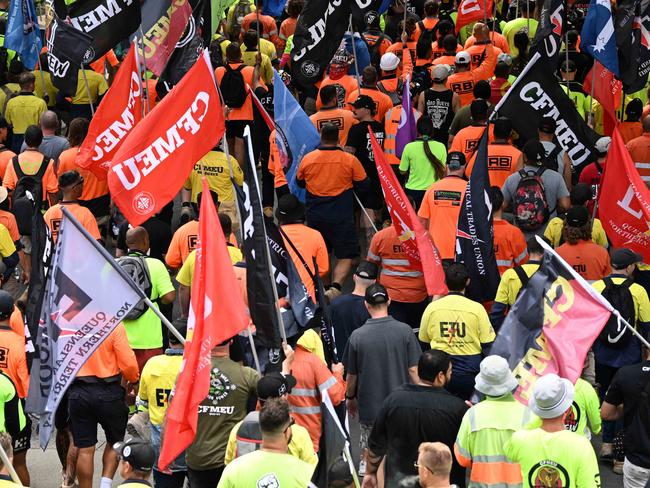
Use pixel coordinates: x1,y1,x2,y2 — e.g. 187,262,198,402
513,168,550,231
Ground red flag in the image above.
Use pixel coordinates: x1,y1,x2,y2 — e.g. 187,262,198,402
455,0,494,33
598,127,650,262
583,61,622,136
76,45,143,179
108,51,225,226
370,130,448,296
158,178,249,471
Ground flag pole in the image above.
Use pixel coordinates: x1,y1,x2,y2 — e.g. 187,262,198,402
588,66,596,127
222,136,245,244
59,207,186,345
243,126,287,342
247,326,262,373
354,192,378,233
0,442,21,486
80,65,95,116
138,28,152,115
535,236,650,349
564,33,570,94
349,15,361,92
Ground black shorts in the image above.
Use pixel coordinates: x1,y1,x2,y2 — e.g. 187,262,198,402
68,382,128,449
309,219,359,259
13,400,30,454
225,120,250,139
54,391,70,431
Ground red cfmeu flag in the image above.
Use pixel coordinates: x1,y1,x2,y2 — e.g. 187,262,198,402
598,127,650,262
76,45,143,179
583,60,622,136
456,0,494,33
158,178,249,471
108,50,225,226
370,130,447,296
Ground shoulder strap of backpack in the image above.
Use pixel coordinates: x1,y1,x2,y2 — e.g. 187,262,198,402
513,265,529,288
1,85,12,97
418,20,425,32
536,167,546,177
603,276,614,289
11,155,24,180
377,81,388,95
621,278,634,290
235,65,245,73
278,226,316,282
595,161,603,175
34,156,48,179
517,169,528,179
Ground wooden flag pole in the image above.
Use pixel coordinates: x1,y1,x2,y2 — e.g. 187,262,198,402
0,441,21,486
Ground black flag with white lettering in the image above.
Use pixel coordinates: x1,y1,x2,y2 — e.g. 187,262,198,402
616,0,650,93
530,0,566,67
290,0,351,87
235,128,283,349
493,52,600,168
455,127,500,302
46,17,94,97
67,0,141,63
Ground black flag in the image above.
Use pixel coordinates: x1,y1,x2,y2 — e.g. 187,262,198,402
46,17,94,97
455,127,500,303
350,1,386,28
235,128,283,349
492,52,600,168
530,0,566,66
616,0,650,93
67,0,141,63
290,0,351,87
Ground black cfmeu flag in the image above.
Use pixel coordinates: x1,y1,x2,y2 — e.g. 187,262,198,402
290,0,351,88
530,0,566,66
235,129,282,348
25,211,53,360
492,52,600,168
616,0,650,93
455,127,499,303
156,0,204,98
46,16,94,97
67,0,141,63
350,1,385,29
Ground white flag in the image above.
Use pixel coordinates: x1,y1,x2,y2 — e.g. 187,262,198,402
27,209,142,448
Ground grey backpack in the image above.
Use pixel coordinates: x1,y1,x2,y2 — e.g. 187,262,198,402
116,255,152,320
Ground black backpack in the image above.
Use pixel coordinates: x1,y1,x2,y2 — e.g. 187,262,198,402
221,64,247,108
411,63,433,96
116,254,152,320
209,37,226,69
598,277,636,349
378,78,403,106
12,155,47,236
513,265,531,298
366,32,389,69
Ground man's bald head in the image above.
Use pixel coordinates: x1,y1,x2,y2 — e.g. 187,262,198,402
40,111,59,133
643,115,650,132
125,226,150,253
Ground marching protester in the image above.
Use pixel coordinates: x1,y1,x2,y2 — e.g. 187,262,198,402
5,0,650,486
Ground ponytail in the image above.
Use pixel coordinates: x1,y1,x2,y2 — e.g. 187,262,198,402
417,117,445,180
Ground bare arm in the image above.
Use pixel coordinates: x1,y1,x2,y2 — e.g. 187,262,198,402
160,289,176,305
600,401,622,421
178,285,191,317
408,366,419,384
417,92,425,114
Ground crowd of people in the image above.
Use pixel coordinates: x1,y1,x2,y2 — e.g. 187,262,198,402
0,0,646,487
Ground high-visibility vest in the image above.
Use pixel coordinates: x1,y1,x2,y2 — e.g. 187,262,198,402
384,106,401,166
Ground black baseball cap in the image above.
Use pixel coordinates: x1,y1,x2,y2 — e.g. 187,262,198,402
351,95,376,111
523,140,545,164
257,372,297,400
365,283,389,305
611,248,643,269
538,117,556,134
565,206,589,227
447,151,466,170
114,439,155,472
355,261,378,280
275,193,305,223
0,291,13,320
58,170,83,189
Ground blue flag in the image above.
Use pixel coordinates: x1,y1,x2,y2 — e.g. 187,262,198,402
273,70,320,203
265,0,286,18
5,0,41,70
455,127,500,302
581,0,619,76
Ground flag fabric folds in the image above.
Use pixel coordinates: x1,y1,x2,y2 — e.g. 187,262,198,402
580,0,619,76
108,51,224,226
25,208,142,448
395,75,416,159
492,52,600,168
290,0,351,87
490,239,612,404
273,70,320,203
46,17,94,97
370,130,447,297
234,127,283,349
455,127,500,302
158,178,249,470
598,127,650,263
68,0,142,63
582,61,621,136
5,0,41,70
530,0,565,66
77,46,143,179
136,0,193,76
455,0,493,33
615,0,650,93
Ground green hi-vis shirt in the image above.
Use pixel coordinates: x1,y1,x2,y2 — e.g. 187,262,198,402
504,428,600,488
0,372,25,434
218,450,315,488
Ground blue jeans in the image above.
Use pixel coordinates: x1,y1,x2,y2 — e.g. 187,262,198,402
151,423,187,472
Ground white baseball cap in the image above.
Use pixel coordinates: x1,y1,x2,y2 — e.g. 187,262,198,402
455,51,471,65
380,52,400,71
431,64,451,82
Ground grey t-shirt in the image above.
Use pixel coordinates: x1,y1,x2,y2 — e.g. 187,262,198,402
541,140,566,175
502,164,570,219
21,134,69,163
343,316,422,424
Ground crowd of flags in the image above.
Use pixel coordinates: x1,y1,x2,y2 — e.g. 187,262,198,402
4,0,650,476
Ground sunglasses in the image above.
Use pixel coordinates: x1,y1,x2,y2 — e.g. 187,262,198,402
414,461,432,473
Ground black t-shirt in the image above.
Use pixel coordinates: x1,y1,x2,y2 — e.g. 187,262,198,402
368,384,468,487
330,293,370,355
346,120,385,209
605,360,650,468
117,217,172,262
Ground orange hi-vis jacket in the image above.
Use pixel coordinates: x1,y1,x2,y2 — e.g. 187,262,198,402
446,44,497,107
